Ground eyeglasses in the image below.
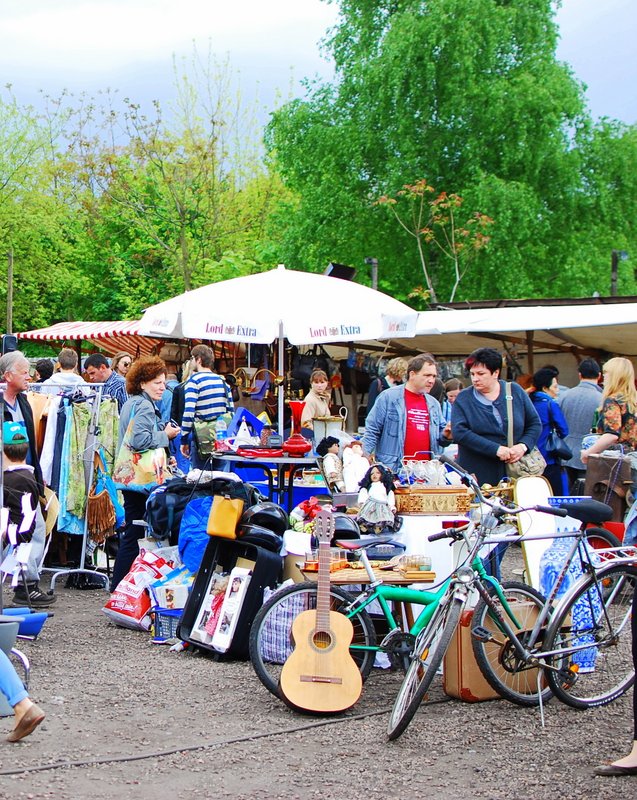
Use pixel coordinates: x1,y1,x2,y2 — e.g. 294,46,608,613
121,361,131,367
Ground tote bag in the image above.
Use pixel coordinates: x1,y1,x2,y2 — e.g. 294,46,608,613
113,410,171,492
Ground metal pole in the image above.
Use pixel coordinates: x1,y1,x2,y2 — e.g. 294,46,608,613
365,257,378,290
277,323,285,437
611,250,619,296
6,250,13,333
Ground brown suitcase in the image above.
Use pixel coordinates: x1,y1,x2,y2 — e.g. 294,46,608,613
443,609,500,703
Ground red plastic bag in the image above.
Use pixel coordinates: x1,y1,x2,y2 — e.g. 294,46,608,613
102,550,174,631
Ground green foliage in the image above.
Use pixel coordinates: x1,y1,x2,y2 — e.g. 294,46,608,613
266,0,637,302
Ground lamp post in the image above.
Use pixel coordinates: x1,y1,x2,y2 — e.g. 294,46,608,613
364,257,378,290
610,249,629,296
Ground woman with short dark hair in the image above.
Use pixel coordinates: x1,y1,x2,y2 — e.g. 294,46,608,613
530,368,569,495
451,347,541,486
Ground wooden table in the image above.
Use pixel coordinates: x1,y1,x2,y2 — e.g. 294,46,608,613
301,566,436,585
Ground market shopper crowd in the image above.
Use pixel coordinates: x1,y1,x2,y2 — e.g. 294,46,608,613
2,341,637,770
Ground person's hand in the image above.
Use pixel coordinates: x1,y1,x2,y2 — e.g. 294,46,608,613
442,421,452,440
581,449,590,465
507,443,527,463
496,445,511,461
165,423,181,440
180,443,190,457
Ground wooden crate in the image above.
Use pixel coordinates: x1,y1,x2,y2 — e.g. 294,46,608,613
395,485,472,515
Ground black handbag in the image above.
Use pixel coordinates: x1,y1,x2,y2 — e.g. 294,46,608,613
547,430,573,461
291,345,331,391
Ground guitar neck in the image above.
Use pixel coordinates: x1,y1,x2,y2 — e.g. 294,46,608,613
316,541,332,633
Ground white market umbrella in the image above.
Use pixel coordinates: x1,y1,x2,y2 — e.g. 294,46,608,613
139,264,418,433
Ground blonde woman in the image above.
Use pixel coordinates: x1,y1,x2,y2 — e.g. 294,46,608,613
366,357,408,418
581,357,637,463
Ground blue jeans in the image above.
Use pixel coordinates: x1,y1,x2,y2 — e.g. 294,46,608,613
0,649,27,707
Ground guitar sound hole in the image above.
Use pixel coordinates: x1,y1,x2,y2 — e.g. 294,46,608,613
312,631,333,651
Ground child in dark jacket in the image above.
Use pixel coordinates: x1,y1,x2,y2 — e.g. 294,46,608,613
3,421,55,607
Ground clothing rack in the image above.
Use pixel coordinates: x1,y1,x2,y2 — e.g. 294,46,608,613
31,383,110,590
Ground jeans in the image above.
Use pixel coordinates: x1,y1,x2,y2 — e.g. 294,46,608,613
2,506,47,586
0,649,27,707
110,490,148,592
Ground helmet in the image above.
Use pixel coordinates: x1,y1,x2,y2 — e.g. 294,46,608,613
237,523,283,553
332,513,360,540
240,502,289,536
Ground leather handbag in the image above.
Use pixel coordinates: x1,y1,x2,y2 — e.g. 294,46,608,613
206,494,245,538
504,384,547,479
546,430,573,461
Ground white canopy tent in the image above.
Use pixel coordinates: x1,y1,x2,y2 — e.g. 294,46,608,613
138,264,419,433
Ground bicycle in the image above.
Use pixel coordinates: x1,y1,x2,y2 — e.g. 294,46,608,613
387,456,637,739
249,488,552,699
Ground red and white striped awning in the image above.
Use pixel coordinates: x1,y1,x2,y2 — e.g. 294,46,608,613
17,320,162,357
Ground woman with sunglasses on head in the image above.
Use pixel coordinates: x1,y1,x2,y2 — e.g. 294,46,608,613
111,352,133,378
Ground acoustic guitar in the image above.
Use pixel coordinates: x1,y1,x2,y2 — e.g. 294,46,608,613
279,509,363,714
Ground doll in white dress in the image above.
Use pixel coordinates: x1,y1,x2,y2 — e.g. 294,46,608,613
356,463,399,534
342,441,369,492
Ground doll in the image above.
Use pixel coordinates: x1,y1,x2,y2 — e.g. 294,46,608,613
316,436,345,492
202,574,230,640
342,441,369,492
356,463,399,534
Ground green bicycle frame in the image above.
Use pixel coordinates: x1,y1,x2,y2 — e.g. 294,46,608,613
344,549,524,657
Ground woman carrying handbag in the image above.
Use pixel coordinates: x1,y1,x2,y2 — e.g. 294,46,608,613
530,367,570,495
111,356,180,591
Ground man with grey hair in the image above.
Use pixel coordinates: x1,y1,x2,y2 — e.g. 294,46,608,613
42,347,85,390
0,350,54,606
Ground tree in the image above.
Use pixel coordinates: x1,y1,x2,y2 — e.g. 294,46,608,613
375,178,493,303
265,0,637,301
57,50,290,318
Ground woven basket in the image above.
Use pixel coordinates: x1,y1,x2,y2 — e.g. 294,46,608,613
395,486,472,515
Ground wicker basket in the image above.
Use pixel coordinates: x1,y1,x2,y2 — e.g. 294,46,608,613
394,485,472,515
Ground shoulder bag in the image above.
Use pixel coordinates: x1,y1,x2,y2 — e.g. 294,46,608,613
545,400,573,461
113,409,171,492
504,383,547,479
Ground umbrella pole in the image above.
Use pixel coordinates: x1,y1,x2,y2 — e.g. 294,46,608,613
277,325,285,437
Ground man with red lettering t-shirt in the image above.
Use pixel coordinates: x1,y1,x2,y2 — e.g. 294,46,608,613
362,354,444,473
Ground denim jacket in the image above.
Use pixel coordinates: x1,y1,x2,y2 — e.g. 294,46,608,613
361,385,444,473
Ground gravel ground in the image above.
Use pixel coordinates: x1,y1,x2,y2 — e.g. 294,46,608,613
0,567,633,800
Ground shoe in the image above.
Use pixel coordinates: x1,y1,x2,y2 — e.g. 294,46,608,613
13,586,57,608
594,763,637,776
6,703,45,742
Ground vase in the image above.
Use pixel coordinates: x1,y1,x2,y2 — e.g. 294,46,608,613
283,400,312,457
539,537,600,672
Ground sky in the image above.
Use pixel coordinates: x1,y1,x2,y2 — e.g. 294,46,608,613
0,0,635,124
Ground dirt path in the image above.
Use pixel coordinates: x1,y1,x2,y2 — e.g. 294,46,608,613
0,579,631,800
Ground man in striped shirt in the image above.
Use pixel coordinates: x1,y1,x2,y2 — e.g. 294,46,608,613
180,344,234,469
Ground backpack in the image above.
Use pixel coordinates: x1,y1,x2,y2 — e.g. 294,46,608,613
145,477,263,544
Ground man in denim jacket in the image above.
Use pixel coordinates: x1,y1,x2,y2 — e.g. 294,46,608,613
362,353,444,473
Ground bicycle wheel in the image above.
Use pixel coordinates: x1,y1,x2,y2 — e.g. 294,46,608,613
249,582,377,698
584,527,621,551
387,595,463,741
544,564,637,709
472,580,551,707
